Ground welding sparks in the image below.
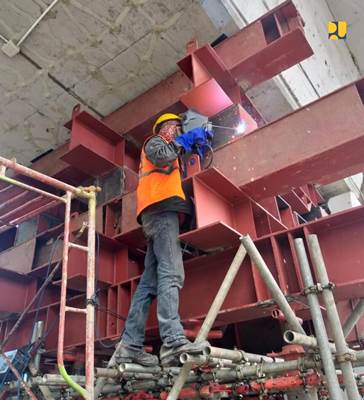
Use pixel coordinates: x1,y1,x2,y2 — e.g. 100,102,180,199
235,121,247,135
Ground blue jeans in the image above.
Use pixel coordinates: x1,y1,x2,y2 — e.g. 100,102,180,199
122,211,187,350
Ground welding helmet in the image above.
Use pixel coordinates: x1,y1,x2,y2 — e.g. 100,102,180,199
153,113,182,134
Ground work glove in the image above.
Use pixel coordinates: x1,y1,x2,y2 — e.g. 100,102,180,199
175,127,213,153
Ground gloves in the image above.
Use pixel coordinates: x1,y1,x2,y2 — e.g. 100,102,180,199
175,127,213,153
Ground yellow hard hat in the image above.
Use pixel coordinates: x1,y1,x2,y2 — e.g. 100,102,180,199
153,113,182,134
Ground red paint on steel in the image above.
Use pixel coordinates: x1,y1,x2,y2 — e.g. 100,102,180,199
103,0,312,143
62,105,124,176
0,277,36,314
213,79,364,199
3,206,364,352
244,372,321,393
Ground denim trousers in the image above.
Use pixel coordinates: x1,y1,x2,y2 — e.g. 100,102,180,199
122,211,187,350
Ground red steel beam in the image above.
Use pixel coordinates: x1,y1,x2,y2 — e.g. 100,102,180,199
103,0,312,144
3,203,364,352
213,79,364,199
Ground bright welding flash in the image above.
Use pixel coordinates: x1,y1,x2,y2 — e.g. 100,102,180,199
235,121,247,135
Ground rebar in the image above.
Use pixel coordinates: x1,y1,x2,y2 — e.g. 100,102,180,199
295,238,343,400
167,242,247,400
343,299,364,338
308,234,361,400
241,235,305,335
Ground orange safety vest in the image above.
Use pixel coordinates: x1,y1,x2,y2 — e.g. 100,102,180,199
136,135,186,219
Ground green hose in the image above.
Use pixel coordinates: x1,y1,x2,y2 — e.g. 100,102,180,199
58,364,88,399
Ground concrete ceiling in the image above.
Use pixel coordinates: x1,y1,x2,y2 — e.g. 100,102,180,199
0,0,363,167
0,0,236,165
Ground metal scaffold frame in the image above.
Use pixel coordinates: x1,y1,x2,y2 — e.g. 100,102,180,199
0,156,97,400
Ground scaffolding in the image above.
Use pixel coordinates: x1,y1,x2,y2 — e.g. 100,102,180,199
0,156,97,400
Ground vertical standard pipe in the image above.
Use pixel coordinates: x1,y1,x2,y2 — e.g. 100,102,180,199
307,235,360,400
57,192,88,399
343,299,364,338
85,192,96,399
294,238,343,400
241,235,305,335
167,242,247,400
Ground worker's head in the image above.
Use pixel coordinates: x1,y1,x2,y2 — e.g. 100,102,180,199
153,113,182,141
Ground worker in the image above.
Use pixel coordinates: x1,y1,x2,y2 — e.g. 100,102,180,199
115,113,211,367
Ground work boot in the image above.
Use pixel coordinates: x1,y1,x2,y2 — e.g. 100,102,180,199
115,344,159,367
160,340,210,366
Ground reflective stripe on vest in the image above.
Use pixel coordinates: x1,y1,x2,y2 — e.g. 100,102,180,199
136,136,186,218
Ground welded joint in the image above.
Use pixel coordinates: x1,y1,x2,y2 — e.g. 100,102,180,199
74,185,101,199
335,351,357,363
